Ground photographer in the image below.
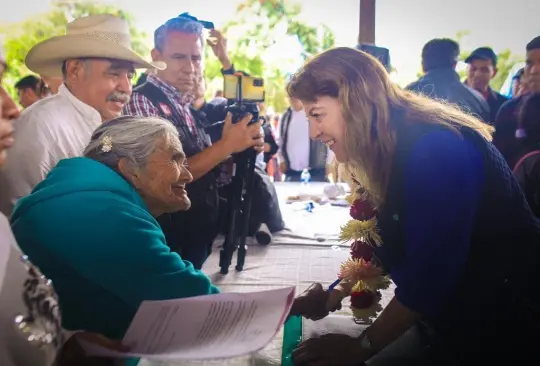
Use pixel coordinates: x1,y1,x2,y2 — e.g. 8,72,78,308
124,15,264,269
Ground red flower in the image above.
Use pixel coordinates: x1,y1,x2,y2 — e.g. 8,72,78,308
350,199,376,221
350,290,375,309
350,241,373,262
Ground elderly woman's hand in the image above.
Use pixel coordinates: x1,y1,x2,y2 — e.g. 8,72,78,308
57,332,130,366
221,112,264,154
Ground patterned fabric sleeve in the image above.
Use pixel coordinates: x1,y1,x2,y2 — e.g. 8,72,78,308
122,92,160,117
15,255,64,359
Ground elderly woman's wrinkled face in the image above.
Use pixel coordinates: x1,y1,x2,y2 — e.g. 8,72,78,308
303,96,347,162
128,138,193,216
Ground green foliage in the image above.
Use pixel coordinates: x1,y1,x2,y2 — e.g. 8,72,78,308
204,0,335,114
0,0,148,98
1,0,332,113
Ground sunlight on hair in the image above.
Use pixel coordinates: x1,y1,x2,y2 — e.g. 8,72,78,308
288,47,494,206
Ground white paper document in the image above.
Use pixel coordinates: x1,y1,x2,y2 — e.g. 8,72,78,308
81,286,295,360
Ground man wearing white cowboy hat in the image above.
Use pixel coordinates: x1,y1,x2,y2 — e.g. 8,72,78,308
0,14,165,216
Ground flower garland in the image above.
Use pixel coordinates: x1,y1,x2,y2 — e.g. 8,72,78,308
337,189,391,323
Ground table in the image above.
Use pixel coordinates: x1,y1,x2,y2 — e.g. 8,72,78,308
140,183,394,366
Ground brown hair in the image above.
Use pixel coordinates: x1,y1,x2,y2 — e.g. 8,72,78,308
287,47,493,205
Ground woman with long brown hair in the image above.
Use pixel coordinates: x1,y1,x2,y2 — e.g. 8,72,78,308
289,47,540,365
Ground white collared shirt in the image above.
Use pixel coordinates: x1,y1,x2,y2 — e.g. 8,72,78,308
0,84,101,216
283,109,310,172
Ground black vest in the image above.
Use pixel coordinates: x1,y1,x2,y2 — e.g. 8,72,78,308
133,82,222,250
373,121,540,358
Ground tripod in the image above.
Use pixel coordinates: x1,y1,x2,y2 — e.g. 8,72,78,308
219,147,257,274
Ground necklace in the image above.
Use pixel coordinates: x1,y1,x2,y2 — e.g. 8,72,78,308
336,188,391,323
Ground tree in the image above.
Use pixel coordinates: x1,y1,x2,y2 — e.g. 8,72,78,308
0,0,149,98
204,0,335,113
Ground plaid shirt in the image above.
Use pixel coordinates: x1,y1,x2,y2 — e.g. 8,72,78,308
123,74,197,135
123,74,232,185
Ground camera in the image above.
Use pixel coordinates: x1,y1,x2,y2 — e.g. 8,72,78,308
223,73,265,125
219,72,265,274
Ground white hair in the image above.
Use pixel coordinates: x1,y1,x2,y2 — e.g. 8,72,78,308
84,116,181,172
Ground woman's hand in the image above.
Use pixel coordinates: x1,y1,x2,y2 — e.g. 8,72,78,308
289,283,342,320
326,288,345,312
292,333,371,366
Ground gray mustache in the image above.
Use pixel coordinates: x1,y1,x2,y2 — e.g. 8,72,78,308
107,92,130,104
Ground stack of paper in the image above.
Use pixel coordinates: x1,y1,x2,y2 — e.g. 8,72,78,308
82,287,295,360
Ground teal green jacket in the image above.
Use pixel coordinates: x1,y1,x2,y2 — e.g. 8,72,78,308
11,157,220,341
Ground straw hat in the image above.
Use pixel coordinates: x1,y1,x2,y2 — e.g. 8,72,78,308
25,14,165,77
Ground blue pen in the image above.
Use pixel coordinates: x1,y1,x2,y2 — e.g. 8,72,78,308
327,278,341,292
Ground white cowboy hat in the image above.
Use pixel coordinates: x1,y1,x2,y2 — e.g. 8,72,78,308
25,14,165,77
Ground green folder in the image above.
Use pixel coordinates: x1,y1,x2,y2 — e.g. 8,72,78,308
281,316,303,366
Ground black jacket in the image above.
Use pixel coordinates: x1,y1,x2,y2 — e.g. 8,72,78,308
262,123,278,164
513,147,540,217
407,69,491,122
485,87,508,123
374,118,540,363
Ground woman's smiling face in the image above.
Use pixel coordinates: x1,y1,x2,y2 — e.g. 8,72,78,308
303,96,347,162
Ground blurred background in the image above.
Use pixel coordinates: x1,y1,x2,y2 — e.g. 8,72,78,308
0,0,537,113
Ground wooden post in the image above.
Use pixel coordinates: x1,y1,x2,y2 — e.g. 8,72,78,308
358,0,376,45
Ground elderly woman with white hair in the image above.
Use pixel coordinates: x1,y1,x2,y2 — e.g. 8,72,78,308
10,116,219,351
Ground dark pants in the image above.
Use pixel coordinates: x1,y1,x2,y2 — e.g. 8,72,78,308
366,321,539,366
285,168,327,182
156,213,210,270
157,188,226,270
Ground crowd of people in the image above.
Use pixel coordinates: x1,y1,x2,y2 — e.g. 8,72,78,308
0,9,539,366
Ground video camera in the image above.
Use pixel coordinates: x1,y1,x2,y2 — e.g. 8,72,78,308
219,72,266,274
223,73,265,124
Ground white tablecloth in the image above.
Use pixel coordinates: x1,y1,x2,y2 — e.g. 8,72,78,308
140,183,394,366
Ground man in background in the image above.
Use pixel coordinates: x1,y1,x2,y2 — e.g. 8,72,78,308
407,38,490,122
15,75,43,108
464,47,508,123
124,15,264,268
279,97,327,182
493,36,540,166
0,14,160,216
